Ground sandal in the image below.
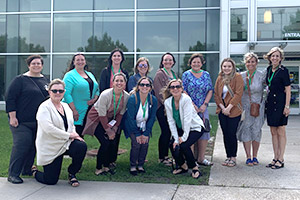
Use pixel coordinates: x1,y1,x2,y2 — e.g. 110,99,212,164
266,159,277,168
137,167,146,173
31,165,38,177
227,160,236,167
246,158,253,166
172,167,188,175
130,168,138,176
272,160,284,169
95,167,110,176
252,157,259,165
222,158,230,166
191,169,202,179
159,157,173,166
68,174,80,187
197,159,213,166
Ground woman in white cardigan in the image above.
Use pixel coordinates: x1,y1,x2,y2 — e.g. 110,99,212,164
34,79,87,187
163,79,204,179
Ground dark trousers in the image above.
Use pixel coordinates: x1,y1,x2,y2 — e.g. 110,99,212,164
156,105,172,159
35,140,87,185
75,105,92,138
94,123,120,169
130,134,149,167
218,113,241,158
9,122,37,177
171,129,203,169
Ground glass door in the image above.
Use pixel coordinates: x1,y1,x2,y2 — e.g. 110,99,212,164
286,66,300,115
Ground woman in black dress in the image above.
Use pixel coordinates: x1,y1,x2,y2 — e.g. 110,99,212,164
264,47,291,169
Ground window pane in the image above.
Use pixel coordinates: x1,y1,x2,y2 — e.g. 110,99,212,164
180,10,219,51
231,9,248,41
137,11,178,52
95,0,134,10
257,7,300,41
94,12,134,52
0,15,6,53
54,13,93,52
138,0,178,9
7,15,19,53
54,0,93,10
0,56,5,101
7,0,18,12
20,0,50,11
19,14,51,52
181,0,220,8
0,0,6,12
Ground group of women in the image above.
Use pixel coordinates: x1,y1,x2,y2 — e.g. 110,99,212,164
5,46,291,187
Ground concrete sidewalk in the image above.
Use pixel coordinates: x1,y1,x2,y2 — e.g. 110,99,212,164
1,116,300,200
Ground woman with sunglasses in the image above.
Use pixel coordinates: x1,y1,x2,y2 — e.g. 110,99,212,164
162,79,204,179
34,79,86,187
124,77,157,175
83,73,129,175
63,53,99,137
6,55,49,184
99,48,129,93
128,57,153,92
153,52,177,166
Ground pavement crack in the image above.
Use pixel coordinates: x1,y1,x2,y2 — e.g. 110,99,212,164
20,185,47,200
171,184,180,200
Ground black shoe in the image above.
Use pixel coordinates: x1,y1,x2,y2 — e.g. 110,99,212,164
130,170,138,176
8,176,23,184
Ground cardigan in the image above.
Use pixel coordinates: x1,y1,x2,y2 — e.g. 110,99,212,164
82,88,129,136
63,69,99,125
127,73,153,92
153,68,177,108
214,73,244,118
99,66,129,93
124,92,157,138
5,75,49,123
36,99,75,166
164,93,204,143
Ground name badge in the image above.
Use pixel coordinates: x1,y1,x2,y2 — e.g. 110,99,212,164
108,119,116,127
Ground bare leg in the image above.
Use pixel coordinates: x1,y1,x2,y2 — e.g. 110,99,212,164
243,141,252,159
252,141,260,158
270,126,279,160
277,126,287,161
197,139,209,162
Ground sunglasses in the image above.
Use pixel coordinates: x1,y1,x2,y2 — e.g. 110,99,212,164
169,85,182,89
51,89,65,94
139,83,151,87
138,63,148,68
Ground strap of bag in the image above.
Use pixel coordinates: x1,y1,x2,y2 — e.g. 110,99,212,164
225,83,243,112
246,74,252,103
26,76,47,99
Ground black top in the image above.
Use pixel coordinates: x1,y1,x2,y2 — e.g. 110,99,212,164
5,75,49,123
84,75,94,98
266,65,291,94
99,66,129,93
58,109,68,131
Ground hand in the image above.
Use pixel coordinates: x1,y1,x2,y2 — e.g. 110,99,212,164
111,126,118,133
142,135,149,144
73,110,79,121
87,98,96,106
283,107,290,117
173,142,179,150
198,104,207,113
105,129,115,140
136,136,143,144
9,117,19,127
69,132,81,140
178,137,183,144
222,106,231,116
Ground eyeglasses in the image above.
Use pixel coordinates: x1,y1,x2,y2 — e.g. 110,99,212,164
51,89,65,94
138,63,148,68
169,85,182,89
139,83,151,87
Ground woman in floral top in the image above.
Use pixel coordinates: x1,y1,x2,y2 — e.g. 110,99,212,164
182,53,213,166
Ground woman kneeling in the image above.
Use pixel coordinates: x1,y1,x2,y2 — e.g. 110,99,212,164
163,79,204,179
34,79,87,187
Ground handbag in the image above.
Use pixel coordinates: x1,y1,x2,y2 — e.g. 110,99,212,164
246,74,260,117
226,83,245,121
200,113,211,132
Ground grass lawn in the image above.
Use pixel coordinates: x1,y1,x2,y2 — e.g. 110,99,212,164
0,110,218,185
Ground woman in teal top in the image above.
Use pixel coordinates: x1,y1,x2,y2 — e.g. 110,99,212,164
63,53,99,137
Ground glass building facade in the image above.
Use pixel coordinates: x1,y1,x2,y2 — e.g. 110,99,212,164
0,0,221,103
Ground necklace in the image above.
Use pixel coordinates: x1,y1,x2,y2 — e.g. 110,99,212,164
191,68,203,73
163,67,176,79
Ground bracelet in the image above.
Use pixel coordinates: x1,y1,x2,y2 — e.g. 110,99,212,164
285,105,290,109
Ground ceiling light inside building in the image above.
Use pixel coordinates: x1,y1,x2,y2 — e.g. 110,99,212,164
264,10,272,24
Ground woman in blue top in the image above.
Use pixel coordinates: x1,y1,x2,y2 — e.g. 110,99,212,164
182,53,213,166
124,77,157,175
63,53,99,137
127,57,152,92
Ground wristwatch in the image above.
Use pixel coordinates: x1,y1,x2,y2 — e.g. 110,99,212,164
204,102,209,106
285,105,290,109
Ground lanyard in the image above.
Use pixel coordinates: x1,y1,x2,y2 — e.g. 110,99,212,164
191,69,203,73
111,65,121,76
267,67,278,87
163,67,176,79
113,90,122,119
245,70,256,90
141,98,148,118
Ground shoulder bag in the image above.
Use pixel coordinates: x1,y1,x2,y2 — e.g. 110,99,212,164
246,74,260,117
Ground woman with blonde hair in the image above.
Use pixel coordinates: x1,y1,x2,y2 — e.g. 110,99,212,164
236,52,266,166
214,58,243,167
264,47,291,169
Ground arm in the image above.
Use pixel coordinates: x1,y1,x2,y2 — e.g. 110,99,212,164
63,73,79,121
153,71,165,105
164,98,179,143
284,85,291,117
126,96,142,136
8,111,18,127
199,90,213,113
214,77,225,110
143,95,158,137
181,96,193,143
